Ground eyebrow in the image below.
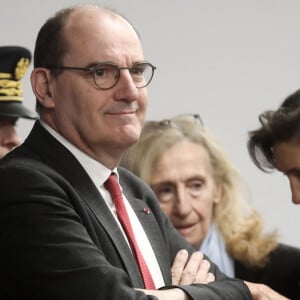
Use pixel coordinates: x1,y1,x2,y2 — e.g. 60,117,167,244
86,60,149,68
85,61,116,68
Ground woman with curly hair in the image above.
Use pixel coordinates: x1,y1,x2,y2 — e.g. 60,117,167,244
121,114,300,299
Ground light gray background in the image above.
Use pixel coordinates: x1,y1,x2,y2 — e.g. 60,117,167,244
3,0,300,247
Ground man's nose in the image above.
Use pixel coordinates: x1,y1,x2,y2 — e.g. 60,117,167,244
114,69,139,102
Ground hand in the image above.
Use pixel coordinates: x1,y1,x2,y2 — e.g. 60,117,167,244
171,249,215,285
245,281,289,300
136,250,215,300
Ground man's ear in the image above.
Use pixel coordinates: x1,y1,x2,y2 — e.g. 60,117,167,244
31,68,55,108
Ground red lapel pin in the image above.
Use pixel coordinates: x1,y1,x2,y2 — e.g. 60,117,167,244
143,208,151,214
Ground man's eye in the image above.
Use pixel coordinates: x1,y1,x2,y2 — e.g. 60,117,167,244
131,66,145,75
94,67,106,77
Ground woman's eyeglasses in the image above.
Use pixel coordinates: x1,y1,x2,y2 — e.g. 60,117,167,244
158,114,204,127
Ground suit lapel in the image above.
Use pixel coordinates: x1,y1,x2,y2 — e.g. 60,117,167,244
76,182,144,287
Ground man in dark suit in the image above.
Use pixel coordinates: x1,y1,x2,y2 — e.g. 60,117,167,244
0,5,251,299
0,46,38,158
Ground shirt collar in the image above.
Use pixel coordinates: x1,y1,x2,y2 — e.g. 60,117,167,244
40,120,117,187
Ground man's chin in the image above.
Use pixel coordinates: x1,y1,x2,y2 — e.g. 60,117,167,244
121,127,141,145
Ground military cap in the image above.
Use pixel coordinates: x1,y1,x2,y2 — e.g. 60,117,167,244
0,46,38,119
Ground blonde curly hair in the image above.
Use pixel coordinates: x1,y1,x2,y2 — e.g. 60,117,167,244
121,114,278,267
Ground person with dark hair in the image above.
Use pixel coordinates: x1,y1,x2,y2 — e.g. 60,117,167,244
248,88,300,204
0,5,251,300
0,46,38,158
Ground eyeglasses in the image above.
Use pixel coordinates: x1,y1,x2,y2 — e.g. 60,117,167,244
143,114,204,135
158,114,204,127
46,62,156,90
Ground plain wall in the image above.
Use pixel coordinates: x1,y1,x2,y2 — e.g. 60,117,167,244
2,0,300,247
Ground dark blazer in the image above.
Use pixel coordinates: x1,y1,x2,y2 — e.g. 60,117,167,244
0,122,251,300
236,243,300,300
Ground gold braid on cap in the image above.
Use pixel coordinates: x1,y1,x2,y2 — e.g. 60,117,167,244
15,57,30,80
0,57,30,102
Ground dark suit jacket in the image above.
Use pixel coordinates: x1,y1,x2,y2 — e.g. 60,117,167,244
236,243,300,300
0,122,251,300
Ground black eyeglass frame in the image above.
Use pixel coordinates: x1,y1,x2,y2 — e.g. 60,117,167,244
46,62,156,90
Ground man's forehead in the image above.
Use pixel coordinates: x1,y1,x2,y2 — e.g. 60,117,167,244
62,9,142,64
67,6,125,28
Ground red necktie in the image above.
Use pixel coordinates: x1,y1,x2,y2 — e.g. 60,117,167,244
104,173,155,289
